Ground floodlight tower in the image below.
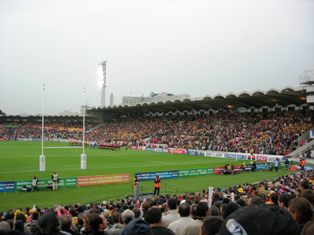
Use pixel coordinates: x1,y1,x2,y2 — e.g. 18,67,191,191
99,61,107,108
300,70,314,108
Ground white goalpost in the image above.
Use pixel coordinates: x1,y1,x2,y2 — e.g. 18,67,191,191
39,85,87,171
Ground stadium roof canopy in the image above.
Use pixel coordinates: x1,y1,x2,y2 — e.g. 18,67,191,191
88,88,307,116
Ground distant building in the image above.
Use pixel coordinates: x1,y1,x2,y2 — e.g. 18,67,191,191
122,92,190,106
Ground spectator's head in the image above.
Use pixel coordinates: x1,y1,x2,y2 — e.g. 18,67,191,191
132,207,142,218
25,221,40,235
143,207,161,225
196,202,209,219
0,221,10,233
83,213,105,233
269,193,279,206
248,195,264,205
59,215,72,232
167,198,178,210
200,216,224,235
301,189,314,207
299,180,310,191
14,220,25,233
121,209,135,224
301,219,314,235
222,202,240,219
111,211,121,224
122,218,152,235
178,203,190,217
278,194,291,209
288,197,313,225
208,206,220,216
38,211,59,235
219,205,298,235
236,198,246,207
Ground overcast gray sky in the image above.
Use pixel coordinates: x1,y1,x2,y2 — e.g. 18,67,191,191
0,0,313,115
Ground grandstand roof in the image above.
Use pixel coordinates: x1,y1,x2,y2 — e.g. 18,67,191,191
88,88,307,115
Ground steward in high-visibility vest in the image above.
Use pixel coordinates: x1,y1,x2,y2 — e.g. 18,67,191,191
154,175,161,196
300,159,306,170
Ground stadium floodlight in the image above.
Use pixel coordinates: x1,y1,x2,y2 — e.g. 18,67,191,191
99,61,107,108
97,67,104,88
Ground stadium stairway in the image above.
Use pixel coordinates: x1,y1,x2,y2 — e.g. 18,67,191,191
288,139,314,158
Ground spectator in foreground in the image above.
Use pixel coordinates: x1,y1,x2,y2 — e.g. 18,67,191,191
288,198,313,234
168,203,194,235
219,205,298,235
162,198,179,227
144,207,174,235
200,216,223,235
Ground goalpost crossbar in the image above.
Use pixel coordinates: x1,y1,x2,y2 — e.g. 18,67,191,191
44,146,83,149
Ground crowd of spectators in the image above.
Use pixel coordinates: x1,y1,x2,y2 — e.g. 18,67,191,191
301,146,314,159
1,110,313,156
86,110,313,155
0,170,313,235
0,121,95,141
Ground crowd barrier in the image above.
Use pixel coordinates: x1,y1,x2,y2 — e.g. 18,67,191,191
0,173,130,193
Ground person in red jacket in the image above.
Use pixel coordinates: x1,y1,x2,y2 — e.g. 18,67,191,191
154,175,161,196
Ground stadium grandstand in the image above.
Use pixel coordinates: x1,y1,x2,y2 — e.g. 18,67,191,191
2,87,312,157
0,87,313,235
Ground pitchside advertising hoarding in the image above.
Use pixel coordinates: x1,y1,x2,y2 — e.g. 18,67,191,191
136,168,215,181
77,174,130,187
0,181,15,192
15,177,77,191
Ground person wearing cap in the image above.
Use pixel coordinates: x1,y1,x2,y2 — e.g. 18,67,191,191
153,175,161,196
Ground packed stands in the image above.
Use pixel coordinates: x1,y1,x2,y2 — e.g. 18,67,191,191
0,170,313,235
1,110,312,156
86,110,313,155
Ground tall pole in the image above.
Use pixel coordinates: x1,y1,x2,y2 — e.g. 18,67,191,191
80,87,87,169
41,84,45,155
39,83,46,171
82,87,86,155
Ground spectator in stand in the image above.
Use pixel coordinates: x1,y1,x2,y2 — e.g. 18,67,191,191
121,209,135,226
162,198,179,227
200,216,223,235
59,215,75,235
83,213,109,235
288,198,313,234
182,202,209,235
144,207,174,235
107,211,124,235
168,203,194,235
219,205,299,235
302,220,314,235
278,194,291,209
38,211,63,235
300,189,314,207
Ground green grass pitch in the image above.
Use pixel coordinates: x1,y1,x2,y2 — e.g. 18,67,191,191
0,141,287,210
